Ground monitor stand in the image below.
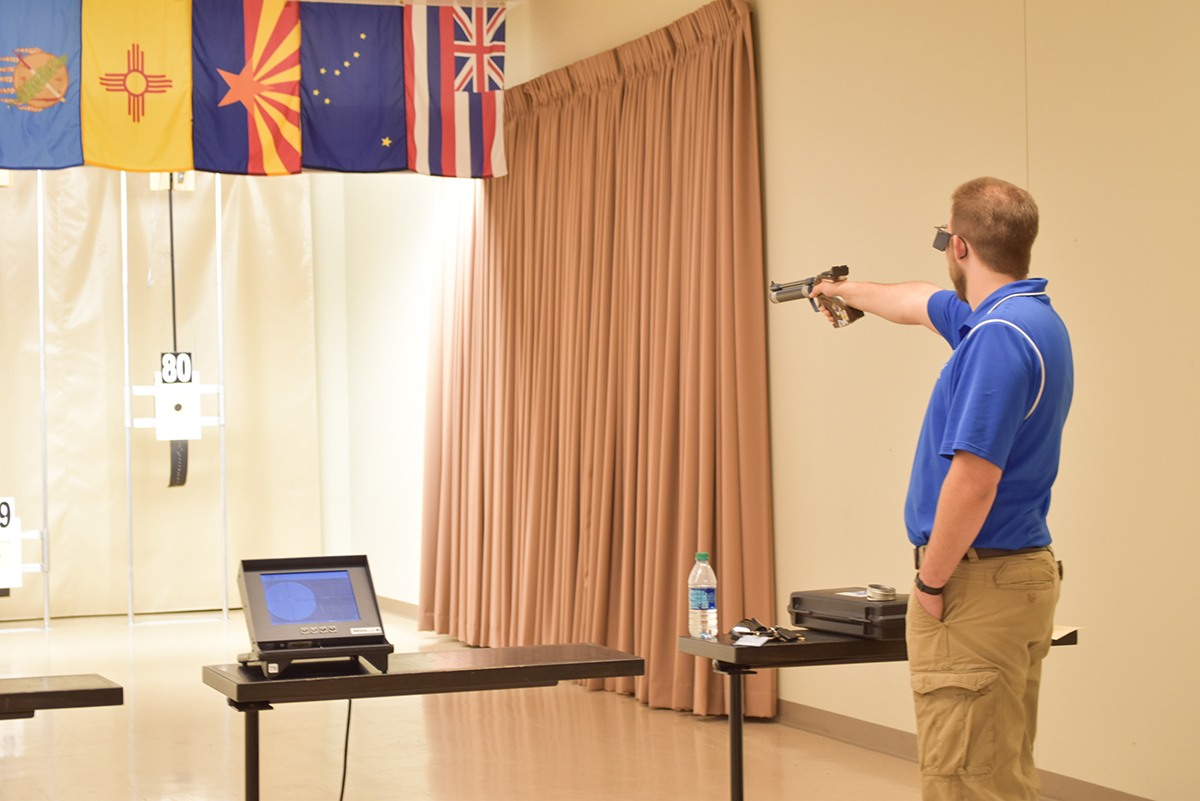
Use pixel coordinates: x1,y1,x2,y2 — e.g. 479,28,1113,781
237,642,394,679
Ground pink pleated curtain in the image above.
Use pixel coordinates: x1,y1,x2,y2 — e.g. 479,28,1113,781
419,0,775,717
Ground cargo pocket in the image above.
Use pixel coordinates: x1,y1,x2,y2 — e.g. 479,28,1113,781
910,669,998,778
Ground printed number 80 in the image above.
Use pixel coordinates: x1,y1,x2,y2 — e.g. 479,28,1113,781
162,353,192,384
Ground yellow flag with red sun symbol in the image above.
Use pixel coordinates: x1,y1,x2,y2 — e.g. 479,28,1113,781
81,0,192,171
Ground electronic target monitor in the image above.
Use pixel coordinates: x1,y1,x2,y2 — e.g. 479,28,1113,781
237,555,393,677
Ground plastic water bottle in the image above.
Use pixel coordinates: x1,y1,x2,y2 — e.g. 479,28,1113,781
688,552,718,640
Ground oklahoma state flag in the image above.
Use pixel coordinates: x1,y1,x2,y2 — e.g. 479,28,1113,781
82,0,192,171
0,0,84,170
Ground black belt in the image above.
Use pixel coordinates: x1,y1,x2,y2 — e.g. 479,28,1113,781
914,545,1050,569
972,546,1050,559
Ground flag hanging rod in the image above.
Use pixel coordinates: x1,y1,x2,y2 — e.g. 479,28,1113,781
121,171,134,624
37,170,51,630
168,186,179,354
215,173,229,620
294,1,513,6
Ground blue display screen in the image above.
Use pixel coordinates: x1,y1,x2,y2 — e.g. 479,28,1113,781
260,570,361,626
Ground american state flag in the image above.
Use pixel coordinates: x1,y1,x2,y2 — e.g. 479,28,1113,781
192,0,302,176
404,4,506,178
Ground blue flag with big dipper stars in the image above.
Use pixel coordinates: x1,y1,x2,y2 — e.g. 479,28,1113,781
300,2,407,173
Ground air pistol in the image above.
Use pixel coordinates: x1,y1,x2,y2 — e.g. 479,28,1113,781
768,265,864,328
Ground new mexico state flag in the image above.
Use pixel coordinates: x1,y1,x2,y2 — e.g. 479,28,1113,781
82,0,192,171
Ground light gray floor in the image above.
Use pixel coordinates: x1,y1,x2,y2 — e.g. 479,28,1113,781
0,610,923,800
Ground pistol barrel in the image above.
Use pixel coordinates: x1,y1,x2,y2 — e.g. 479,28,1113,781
768,281,814,304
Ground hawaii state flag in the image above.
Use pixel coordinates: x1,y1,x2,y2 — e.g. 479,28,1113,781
0,0,84,170
300,2,406,173
81,0,192,171
193,0,301,176
404,4,506,178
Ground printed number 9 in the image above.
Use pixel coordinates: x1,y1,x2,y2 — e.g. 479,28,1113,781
0,501,10,529
162,353,192,384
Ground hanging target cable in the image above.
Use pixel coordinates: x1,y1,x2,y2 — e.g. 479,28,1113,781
167,180,187,487
169,182,179,353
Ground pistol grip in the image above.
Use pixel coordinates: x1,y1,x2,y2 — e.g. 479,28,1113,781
817,295,863,328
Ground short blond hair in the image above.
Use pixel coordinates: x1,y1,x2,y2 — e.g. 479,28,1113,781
951,177,1039,279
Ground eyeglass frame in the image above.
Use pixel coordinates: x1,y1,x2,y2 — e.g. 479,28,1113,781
932,224,968,253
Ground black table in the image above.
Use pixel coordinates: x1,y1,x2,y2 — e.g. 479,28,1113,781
679,627,1078,801
203,642,645,801
0,674,123,720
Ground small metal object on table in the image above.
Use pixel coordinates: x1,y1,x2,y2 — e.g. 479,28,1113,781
203,642,645,801
0,674,123,720
679,627,1079,801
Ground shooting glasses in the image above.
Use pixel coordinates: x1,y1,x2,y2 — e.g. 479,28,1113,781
933,225,970,253
933,225,953,251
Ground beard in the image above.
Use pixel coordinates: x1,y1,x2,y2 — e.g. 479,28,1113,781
950,260,967,303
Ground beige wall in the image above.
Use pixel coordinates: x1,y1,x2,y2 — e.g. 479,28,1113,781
506,1,1198,798
318,1,1199,797
313,171,454,604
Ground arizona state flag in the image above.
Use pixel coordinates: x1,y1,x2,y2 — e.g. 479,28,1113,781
82,0,193,171
193,0,300,175
0,1,84,170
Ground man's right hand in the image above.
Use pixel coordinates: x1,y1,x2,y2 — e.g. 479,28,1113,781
808,279,861,326
808,279,939,330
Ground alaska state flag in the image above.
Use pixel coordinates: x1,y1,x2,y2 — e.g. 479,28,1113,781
404,5,506,178
300,2,406,173
193,0,301,175
0,1,84,170
81,0,193,171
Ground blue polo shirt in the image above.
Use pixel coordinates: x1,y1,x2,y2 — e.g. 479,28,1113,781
905,278,1073,549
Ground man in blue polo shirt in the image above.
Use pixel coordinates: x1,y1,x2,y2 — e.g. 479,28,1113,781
811,177,1072,801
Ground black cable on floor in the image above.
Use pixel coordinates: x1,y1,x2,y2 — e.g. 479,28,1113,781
339,699,352,800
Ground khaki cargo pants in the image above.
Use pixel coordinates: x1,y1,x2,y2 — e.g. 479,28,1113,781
907,549,1061,801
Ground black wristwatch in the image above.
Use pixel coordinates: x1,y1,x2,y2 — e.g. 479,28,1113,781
914,574,945,596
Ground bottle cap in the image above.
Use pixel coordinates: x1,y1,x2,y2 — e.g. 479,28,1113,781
696,552,709,560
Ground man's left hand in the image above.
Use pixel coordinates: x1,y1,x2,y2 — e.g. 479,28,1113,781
916,586,944,621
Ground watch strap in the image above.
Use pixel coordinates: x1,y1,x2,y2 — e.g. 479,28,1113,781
915,573,944,595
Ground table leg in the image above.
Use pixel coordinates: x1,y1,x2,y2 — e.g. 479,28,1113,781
229,700,271,801
245,708,259,801
714,662,754,801
729,669,744,801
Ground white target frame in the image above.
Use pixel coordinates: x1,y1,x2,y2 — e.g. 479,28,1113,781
0,173,54,630
122,172,230,623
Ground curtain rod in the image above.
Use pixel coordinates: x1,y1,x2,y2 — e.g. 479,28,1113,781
297,1,515,7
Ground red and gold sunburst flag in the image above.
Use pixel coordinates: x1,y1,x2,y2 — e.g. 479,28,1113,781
81,0,193,171
193,0,300,175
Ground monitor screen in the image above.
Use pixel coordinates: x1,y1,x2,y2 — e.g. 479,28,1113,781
237,555,387,652
260,570,361,626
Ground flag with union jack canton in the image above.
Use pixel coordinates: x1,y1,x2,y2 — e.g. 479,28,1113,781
404,4,506,178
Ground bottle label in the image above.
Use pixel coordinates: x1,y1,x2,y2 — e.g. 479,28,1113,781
689,587,716,610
